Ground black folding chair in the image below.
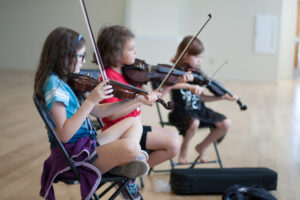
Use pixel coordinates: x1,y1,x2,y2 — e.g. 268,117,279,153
33,94,143,200
150,82,223,173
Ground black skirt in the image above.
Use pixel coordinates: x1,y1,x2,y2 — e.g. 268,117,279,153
168,106,226,136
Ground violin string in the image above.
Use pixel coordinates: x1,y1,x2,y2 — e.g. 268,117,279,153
79,0,108,81
157,14,212,90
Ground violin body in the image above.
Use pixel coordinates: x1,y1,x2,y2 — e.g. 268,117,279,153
68,73,144,99
122,59,181,86
122,59,208,86
67,73,99,92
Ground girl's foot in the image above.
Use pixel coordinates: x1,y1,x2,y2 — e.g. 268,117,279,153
195,143,208,163
177,151,188,164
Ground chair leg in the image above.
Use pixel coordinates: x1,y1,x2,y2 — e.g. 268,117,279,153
139,177,144,188
189,156,200,169
213,141,223,168
170,159,176,169
92,193,100,200
98,181,119,199
107,180,129,200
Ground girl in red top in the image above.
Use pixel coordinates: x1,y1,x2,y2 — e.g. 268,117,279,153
96,25,181,169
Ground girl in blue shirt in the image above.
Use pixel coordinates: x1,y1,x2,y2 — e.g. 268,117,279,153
34,27,157,178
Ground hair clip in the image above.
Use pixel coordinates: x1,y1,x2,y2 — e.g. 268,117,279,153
78,34,82,41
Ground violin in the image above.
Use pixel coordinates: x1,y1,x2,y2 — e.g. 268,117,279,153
77,0,173,110
67,73,174,110
122,58,209,86
186,66,247,111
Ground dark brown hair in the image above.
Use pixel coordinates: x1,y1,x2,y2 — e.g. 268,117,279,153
171,36,204,67
94,25,134,68
34,27,86,99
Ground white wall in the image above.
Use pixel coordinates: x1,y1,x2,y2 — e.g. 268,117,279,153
126,0,297,82
0,0,297,83
125,0,182,65
0,0,126,71
278,0,297,79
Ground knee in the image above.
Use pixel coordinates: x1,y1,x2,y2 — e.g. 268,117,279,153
121,139,141,160
220,119,231,131
168,129,180,139
167,136,181,157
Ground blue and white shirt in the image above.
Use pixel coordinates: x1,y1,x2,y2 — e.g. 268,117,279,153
42,74,95,148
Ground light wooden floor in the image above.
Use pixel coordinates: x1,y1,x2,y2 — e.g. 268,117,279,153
0,71,299,200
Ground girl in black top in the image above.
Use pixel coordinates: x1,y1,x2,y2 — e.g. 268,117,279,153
169,36,238,164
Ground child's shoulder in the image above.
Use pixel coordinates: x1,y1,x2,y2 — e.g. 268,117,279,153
42,73,72,97
44,74,63,90
43,74,76,110
105,67,126,81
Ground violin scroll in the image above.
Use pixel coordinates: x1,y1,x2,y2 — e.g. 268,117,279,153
157,99,174,110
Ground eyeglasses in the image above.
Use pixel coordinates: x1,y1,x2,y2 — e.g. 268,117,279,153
76,52,86,62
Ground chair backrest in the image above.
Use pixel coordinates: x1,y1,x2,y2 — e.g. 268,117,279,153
33,94,80,180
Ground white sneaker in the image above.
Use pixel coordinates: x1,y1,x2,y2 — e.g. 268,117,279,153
136,150,149,161
110,160,149,178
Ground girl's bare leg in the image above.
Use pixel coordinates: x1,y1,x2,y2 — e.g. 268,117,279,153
92,138,141,174
178,119,199,164
145,126,180,168
195,119,231,162
93,117,145,175
98,117,142,145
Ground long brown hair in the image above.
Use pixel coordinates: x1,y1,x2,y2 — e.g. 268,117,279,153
34,27,86,99
171,36,204,68
93,25,134,68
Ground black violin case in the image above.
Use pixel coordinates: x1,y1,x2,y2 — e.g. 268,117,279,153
170,167,277,195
